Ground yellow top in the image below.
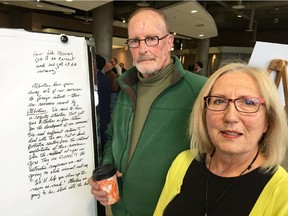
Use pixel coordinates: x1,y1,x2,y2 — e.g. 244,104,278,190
154,150,288,216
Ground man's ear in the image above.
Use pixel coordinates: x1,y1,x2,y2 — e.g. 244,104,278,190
168,34,174,50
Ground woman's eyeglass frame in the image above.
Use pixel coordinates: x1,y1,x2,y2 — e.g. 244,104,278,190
204,96,265,113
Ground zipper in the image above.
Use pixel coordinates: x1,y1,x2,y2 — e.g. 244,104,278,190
126,74,183,168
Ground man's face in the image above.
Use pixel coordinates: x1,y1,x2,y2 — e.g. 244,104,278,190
128,10,174,78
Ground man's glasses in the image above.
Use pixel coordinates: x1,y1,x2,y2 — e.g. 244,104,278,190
204,96,265,113
126,34,169,48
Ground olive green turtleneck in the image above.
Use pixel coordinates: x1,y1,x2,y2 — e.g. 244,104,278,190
128,59,174,162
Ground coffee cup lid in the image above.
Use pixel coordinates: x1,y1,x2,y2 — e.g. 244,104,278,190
92,164,116,181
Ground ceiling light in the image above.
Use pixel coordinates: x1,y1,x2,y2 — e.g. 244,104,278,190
137,1,149,7
199,34,204,37
232,4,245,10
191,10,197,14
196,24,204,28
232,1,245,10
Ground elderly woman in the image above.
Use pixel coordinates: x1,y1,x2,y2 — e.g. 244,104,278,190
154,62,288,216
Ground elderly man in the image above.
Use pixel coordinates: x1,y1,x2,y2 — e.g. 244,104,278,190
89,8,207,216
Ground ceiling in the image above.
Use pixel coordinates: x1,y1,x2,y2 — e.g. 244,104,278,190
200,1,288,46
1,1,288,48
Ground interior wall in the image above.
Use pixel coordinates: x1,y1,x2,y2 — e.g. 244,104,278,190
0,13,9,27
112,48,133,70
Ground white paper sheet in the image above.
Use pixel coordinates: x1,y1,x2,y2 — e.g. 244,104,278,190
0,29,96,216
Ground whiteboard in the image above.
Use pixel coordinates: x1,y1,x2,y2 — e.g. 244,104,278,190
0,29,96,216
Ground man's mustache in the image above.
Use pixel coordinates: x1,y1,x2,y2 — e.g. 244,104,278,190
137,55,154,63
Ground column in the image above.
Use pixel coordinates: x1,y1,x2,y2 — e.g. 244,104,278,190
92,2,114,61
195,38,210,76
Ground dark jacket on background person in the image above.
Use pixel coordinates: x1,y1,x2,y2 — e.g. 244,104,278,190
95,54,112,146
97,70,112,145
102,55,207,215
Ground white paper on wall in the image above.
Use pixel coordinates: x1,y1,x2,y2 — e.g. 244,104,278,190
249,41,288,107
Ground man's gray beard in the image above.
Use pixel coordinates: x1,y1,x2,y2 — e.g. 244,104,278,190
135,62,158,77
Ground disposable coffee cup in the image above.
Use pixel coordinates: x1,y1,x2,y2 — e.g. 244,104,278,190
92,164,119,205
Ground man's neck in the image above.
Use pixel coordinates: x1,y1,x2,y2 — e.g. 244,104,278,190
142,73,157,78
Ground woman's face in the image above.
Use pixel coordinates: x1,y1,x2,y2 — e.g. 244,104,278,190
206,71,268,156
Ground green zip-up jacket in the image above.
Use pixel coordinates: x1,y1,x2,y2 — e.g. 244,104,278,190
102,56,207,216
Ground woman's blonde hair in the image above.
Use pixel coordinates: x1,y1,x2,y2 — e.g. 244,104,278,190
189,62,288,172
